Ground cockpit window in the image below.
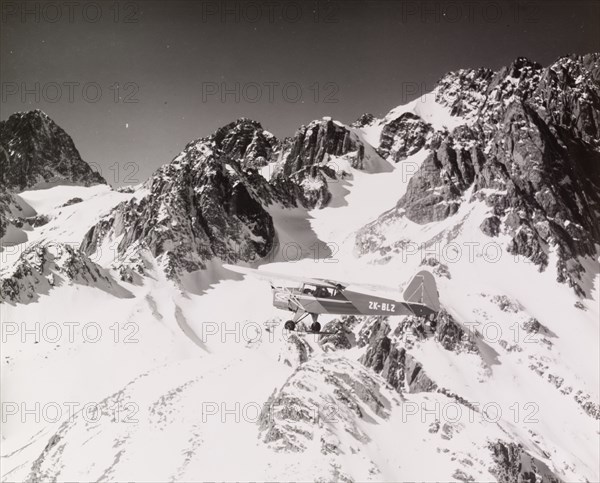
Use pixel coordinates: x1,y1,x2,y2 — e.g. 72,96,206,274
302,285,342,298
314,287,332,298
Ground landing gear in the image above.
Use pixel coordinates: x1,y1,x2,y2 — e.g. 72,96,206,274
284,312,320,333
283,316,331,335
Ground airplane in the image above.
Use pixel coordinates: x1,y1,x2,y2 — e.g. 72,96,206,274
223,264,440,334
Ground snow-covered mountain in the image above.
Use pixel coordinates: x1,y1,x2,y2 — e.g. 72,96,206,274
79,119,278,281
358,53,600,294
0,110,106,243
1,54,599,482
0,110,106,192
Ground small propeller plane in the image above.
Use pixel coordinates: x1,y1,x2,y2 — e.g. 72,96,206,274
223,265,440,334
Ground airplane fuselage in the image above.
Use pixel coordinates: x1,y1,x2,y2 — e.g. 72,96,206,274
272,286,435,318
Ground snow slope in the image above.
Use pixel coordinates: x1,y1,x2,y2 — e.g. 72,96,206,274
360,91,466,148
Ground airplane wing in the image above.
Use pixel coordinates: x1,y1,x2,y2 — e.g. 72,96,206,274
343,282,400,298
222,264,342,289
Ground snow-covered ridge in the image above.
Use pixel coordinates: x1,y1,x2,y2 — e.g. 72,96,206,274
357,53,600,296
359,91,466,150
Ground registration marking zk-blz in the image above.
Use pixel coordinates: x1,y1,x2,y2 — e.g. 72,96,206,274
368,301,396,312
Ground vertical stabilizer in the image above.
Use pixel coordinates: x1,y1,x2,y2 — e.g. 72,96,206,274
402,270,440,312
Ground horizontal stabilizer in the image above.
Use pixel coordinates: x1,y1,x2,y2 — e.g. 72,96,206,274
403,270,440,313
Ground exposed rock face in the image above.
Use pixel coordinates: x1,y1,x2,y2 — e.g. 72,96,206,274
258,355,391,456
359,310,477,394
523,317,542,333
378,112,433,162
360,328,440,393
434,309,478,353
318,317,357,351
359,324,392,372
0,189,50,242
0,187,17,239
0,242,123,304
0,110,106,191
480,215,501,237
269,167,334,209
0,110,106,239
282,118,365,173
360,321,437,393
492,295,523,313
360,326,440,393
404,352,439,392
357,315,390,348
394,127,476,223
81,120,276,279
488,441,563,483
61,197,83,207
357,54,600,294
351,113,376,128
212,118,278,169
270,118,365,208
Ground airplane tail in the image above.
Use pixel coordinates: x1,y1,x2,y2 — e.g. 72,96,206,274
403,270,440,313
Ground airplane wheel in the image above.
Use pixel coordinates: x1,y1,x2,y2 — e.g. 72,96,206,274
310,321,321,333
284,320,296,331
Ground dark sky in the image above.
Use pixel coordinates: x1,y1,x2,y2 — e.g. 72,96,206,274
1,0,599,185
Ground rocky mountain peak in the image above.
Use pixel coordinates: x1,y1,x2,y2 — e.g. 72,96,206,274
0,110,106,191
378,113,434,162
358,53,600,294
81,121,276,280
351,113,376,128
505,56,542,75
262,116,370,209
208,117,277,169
282,117,364,175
